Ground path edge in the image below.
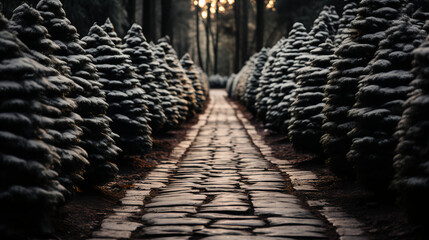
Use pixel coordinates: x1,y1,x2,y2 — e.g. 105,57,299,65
228,98,369,240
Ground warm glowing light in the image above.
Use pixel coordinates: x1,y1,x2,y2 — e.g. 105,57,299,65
194,0,198,6
201,10,208,19
198,0,206,8
266,0,276,10
219,5,225,12
210,7,216,13
220,0,227,3
228,0,234,4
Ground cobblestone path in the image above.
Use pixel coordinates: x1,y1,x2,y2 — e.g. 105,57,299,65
91,90,367,240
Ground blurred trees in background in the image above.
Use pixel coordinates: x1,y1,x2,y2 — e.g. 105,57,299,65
0,0,346,75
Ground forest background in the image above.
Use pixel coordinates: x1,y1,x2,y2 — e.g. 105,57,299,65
0,0,346,75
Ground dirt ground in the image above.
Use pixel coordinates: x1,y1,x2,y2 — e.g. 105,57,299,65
52,115,201,240
234,101,420,240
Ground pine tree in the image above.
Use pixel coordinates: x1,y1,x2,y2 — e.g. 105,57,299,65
288,39,335,154
102,18,123,48
393,33,429,226
226,74,237,98
278,7,338,135
150,43,182,130
158,37,198,121
197,66,210,99
230,55,257,101
83,24,153,155
334,1,358,47
9,3,66,72
0,13,66,238
255,37,286,120
264,23,308,131
36,0,120,186
244,48,269,114
181,53,207,113
406,0,429,31
26,0,93,192
123,24,167,133
348,18,426,192
321,0,402,178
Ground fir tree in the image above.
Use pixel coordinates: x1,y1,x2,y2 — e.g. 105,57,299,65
334,1,358,47
264,23,308,131
348,18,426,192
321,0,402,178
393,33,429,226
277,7,338,134
0,13,66,238
102,18,123,48
197,67,210,99
406,0,429,31
244,48,269,114
150,43,182,130
230,55,257,101
83,24,153,155
36,0,120,186
288,39,335,154
158,37,197,121
181,53,207,113
123,24,167,133
255,37,286,120
9,3,66,72
24,0,92,192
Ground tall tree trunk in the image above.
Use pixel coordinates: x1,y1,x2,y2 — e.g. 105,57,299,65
214,0,220,74
234,0,241,73
196,5,204,70
142,0,156,41
161,0,172,39
206,2,211,75
127,0,136,24
256,0,264,51
241,0,248,64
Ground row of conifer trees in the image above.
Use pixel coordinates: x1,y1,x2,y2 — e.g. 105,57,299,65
227,0,429,227
0,0,209,238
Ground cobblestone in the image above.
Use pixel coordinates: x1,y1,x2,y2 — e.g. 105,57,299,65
90,90,368,239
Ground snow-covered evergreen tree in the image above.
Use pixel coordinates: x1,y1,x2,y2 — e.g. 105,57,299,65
264,23,308,131
0,13,66,238
9,3,67,72
334,0,358,47
197,67,210,99
406,0,429,30
36,0,121,186
327,5,339,38
321,0,402,178
255,37,286,119
158,37,198,120
226,74,237,98
150,43,182,129
102,18,123,48
181,53,207,113
288,39,335,154
393,33,429,226
230,56,256,101
348,17,426,192
123,24,167,133
277,7,338,134
83,24,153,155
244,48,269,114
24,0,93,191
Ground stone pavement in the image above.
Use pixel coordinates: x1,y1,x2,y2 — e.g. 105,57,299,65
90,90,368,240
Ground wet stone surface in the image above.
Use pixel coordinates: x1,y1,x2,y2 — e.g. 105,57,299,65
92,90,368,240
132,91,330,239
